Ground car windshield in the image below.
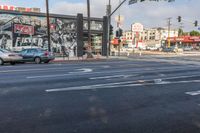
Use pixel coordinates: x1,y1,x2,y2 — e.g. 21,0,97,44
0,49,10,53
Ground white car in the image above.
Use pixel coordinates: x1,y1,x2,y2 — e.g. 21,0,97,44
0,49,22,65
183,46,193,51
146,46,158,51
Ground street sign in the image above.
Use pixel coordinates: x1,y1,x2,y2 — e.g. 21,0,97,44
132,23,144,32
198,27,200,31
129,0,137,5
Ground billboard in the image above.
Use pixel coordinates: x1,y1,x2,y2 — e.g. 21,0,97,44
14,24,34,35
131,23,144,32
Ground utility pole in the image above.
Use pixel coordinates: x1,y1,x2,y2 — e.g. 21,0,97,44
105,0,174,56
179,22,184,36
167,17,172,48
117,0,121,57
87,0,92,58
106,0,111,58
46,0,51,52
107,0,127,57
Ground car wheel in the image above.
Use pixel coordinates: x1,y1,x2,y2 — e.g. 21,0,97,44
10,62,16,65
34,57,41,64
0,58,4,65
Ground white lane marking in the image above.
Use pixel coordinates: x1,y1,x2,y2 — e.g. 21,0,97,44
26,66,200,80
26,69,137,79
69,68,93,74
89,74,133,80
161,75,200,81
45,81,136,92
27,73,72,79
158,74,166,77
46,79,200,93
153,79,169,84
0,64,197,73
101,65,111,68
0,67,69,73
27,68,93,79
185,91,200,96
0,68,50,73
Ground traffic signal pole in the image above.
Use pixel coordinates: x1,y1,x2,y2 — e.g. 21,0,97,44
106,0,127,57
167,18,172,48
105,0,175,57
106,0,111,58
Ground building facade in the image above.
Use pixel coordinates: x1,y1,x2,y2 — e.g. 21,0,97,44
0,5,40,13
122,24,179,49
0,10,107,57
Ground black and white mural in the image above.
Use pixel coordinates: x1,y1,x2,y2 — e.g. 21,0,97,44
0,13,104,57
0,13,77,57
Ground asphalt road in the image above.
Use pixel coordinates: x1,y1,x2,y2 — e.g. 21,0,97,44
1,57,200,133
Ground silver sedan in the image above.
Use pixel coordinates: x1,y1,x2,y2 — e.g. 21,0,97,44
0,49,23,65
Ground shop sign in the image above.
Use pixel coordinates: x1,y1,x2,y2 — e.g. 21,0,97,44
132,23,143,32
14,24,34,35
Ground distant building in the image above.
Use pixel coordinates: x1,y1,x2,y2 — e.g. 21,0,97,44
121,23,178,49
141,27,178,48
0,5,40,13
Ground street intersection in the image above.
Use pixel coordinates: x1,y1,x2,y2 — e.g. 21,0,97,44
0,56,200,133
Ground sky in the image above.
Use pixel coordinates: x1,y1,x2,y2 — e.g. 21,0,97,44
0,0,199,32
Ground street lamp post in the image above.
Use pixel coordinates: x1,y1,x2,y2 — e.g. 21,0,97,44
46,0,51,52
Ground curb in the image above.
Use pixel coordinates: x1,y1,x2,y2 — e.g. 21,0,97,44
52,58,108,63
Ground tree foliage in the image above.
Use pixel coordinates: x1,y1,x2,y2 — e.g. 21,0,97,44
178,28,184,36
190,30,200,36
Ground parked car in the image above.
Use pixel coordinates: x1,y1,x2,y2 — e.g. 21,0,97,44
0,48,23,65
19,48,55,64
183,46,193,51
162,47,177,52
146,46,158,51
194,46,200,50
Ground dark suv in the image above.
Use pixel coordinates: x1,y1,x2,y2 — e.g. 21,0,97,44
20,48,55,64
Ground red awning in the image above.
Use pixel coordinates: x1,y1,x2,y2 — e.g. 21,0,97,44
168,36,200,43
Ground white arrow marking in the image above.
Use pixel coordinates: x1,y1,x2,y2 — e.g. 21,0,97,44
185,91,200,96
46,80,200,93
69,68,93,74
89,75,133,80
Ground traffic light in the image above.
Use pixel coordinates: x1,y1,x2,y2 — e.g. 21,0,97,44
118,28,123,37
110,25,113,35
194,20,198,27
178,16,181,22
116,28,123,37
116,30,119,37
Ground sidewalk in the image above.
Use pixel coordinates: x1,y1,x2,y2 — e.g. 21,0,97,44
52,51,200,63
121,50,200,57
52,55,108,63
